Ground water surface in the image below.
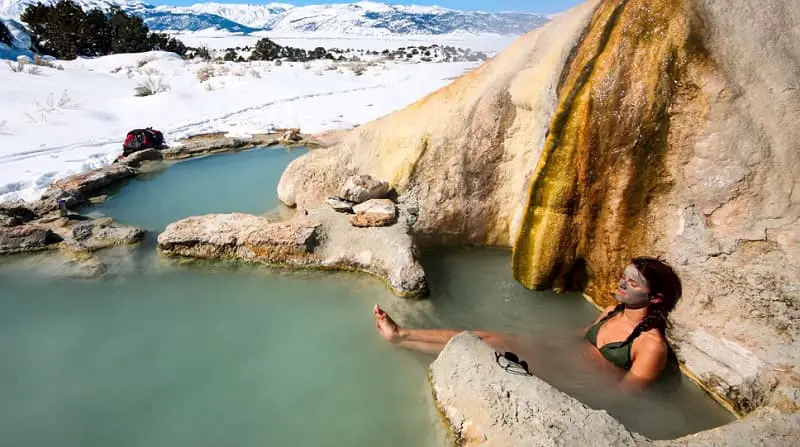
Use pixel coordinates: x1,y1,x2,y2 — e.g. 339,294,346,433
0,148,733,445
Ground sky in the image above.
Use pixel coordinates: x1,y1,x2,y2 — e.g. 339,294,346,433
147,1,585,14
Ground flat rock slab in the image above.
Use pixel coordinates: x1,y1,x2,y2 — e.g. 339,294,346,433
307,206,426,297
0,225,62,254
157,208,428,298
431,333,800,447
326,197,355,214
42,216,146,252
157,213,321,264
53,163,137,196
351,199,397,227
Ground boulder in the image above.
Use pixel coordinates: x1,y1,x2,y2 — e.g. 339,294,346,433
339,174,389,204
280,128,302,144
276,0,800,418
326,197,355,214
351,199,397,227
430,333,646,446
72,222,93,241
0,225,62,254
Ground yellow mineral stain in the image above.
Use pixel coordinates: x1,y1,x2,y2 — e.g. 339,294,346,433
512,0,695,304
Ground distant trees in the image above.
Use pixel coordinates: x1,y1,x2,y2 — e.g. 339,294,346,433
249,38,332,62
0,21,11,46
20,0,187,59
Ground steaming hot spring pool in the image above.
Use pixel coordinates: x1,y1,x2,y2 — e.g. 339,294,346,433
0,148,733,445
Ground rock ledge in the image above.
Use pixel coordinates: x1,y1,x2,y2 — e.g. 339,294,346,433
157,209,428,297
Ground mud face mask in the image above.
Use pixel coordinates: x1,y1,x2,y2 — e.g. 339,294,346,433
615,265,650,307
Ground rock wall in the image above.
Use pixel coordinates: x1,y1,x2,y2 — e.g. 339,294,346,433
278,0,799,416
278,0,602,246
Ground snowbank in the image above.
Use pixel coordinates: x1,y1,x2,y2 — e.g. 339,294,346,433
0,50,476,202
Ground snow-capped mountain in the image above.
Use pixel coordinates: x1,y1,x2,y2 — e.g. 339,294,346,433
0,0,549,36
0,17,34,58
166,2,294,29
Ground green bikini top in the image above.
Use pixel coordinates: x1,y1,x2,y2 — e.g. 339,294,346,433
585,308,639,370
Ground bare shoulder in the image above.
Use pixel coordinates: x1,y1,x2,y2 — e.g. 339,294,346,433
636,330,668,356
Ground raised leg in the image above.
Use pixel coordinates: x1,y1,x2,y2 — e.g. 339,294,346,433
373,304,506,354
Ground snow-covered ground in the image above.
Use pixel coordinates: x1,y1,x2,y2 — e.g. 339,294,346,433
0,51,477,203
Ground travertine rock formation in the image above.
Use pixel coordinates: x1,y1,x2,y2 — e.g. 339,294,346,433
277,0,799,435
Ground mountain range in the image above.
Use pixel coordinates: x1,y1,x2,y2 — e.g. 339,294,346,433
0,0,549,35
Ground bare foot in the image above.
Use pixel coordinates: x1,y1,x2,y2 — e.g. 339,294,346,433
373,304,404,343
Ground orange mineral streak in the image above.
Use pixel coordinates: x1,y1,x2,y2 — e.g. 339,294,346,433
512,0,695,305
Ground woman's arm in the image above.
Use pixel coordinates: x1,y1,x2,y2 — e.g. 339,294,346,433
621,337,667,390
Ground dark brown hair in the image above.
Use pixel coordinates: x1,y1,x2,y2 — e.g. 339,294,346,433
618,257,682,342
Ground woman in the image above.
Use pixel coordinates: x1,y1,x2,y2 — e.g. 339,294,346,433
373,257,682,388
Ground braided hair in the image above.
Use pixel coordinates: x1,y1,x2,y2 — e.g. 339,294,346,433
617,257,682,344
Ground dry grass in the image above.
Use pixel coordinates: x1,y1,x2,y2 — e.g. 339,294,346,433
33,54,63,70
134,76,170,97
7,60,25,72
23,90,78,123
7,55,64,74
350,63,367,76
38,90,77,111
136,56,154,68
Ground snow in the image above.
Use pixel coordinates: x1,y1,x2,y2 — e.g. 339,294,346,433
0,51,477,203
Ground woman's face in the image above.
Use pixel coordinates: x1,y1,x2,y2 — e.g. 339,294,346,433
615,264,651,307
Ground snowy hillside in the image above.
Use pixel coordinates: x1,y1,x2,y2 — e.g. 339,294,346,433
0,0,549,35
0,51,477,202
169,2,295,29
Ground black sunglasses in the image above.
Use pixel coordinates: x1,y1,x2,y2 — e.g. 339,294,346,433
494,351,531,376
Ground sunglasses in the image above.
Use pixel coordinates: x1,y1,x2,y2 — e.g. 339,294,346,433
494,351,531,376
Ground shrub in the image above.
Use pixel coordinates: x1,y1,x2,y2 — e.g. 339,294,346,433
134,76,169,97
187,45,211,61
250,38,282,61
7,60,25,72
196,65,212,82
148,33,187,57
351,64,366,76
33,54,63,70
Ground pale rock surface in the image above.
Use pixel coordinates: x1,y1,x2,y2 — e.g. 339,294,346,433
326,197,355,214
338,174,390,204
430,333,647,447
277,0,600,245
157,213,321,264
351,198,397,227
0,225,61,254
432,334,800,447
278,0,799,420
157,209,427,297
